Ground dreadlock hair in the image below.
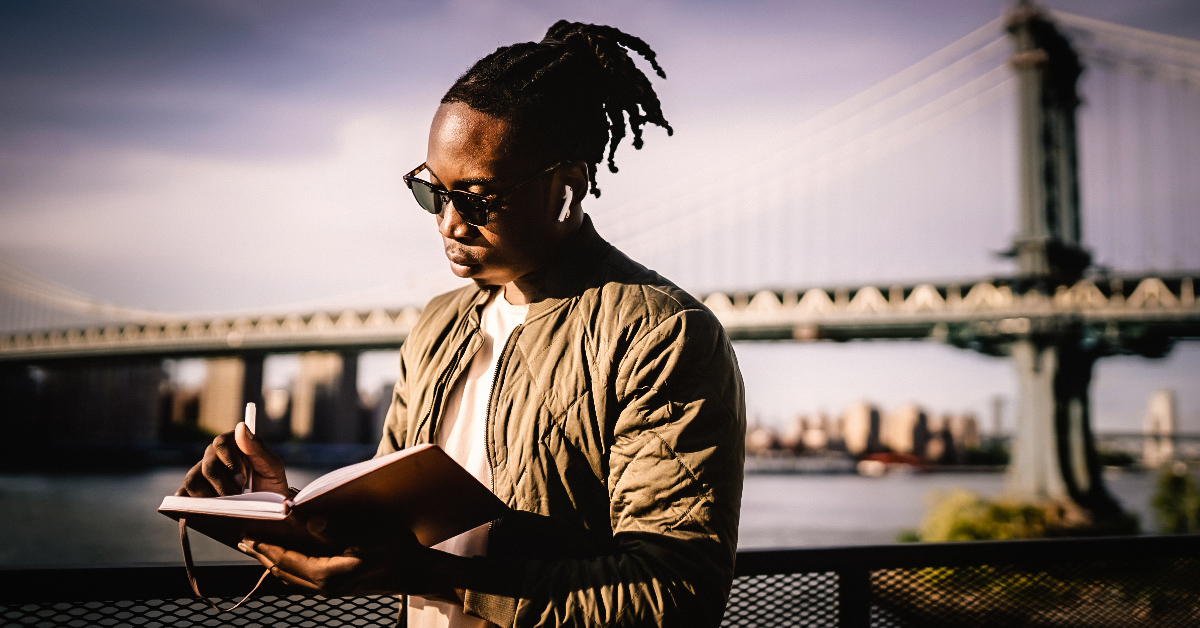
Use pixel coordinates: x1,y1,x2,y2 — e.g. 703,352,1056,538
441,20,672,197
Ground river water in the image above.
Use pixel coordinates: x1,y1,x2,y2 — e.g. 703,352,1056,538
0,468,1164,567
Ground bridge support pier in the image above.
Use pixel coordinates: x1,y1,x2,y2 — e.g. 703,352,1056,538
241,353,265,423
311,350,361,444
1000,4,1133,528
291,351,365,444
1007,339,1123,520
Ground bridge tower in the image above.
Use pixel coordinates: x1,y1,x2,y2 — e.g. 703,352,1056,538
1004,2,1122,520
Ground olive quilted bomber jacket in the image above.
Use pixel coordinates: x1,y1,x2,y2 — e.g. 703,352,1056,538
376,216,746,628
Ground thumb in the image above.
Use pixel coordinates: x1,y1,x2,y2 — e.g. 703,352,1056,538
234,422,285,481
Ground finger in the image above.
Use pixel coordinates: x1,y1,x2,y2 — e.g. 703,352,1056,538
179,465,219,497
269,565,324,592
238,541,324,592
234,423,287,484
210,432,246,482
200,448,242,496
243,539,362,585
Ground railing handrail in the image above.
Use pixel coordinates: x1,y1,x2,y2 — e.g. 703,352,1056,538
3,534,1199,606
733,533,1200,574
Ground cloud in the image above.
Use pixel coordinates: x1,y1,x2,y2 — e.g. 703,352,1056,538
0,112,461,311
3,0,1197,307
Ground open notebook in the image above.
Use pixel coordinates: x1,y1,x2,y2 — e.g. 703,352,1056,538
159,444,508,553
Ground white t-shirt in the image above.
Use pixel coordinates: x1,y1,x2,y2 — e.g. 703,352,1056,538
408,289,528,628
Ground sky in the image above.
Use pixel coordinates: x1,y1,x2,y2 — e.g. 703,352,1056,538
1,0,1198,431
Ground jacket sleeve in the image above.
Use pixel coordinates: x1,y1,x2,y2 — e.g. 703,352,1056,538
375,340,412,457
463,308,747,628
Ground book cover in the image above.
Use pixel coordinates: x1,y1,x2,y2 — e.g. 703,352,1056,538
159,444,509,554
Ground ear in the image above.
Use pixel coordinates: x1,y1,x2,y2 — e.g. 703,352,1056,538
558,186,574,222
550,161,588,231
561,161,589,209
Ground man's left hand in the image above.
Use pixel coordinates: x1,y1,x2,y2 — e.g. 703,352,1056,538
238,539,392,596
238,532,467,602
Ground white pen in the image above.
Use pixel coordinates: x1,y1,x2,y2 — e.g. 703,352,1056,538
243,402,256,493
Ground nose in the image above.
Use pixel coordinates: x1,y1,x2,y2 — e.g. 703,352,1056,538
437,197,474,240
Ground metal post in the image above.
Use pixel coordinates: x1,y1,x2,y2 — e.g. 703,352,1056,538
837,567,871,628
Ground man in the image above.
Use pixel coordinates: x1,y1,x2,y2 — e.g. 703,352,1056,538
178,21,746,628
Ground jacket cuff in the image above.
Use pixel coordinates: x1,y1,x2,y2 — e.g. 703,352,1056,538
461,555,526,628
463,589,517,628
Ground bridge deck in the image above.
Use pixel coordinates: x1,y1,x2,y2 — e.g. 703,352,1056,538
2,275,1196,362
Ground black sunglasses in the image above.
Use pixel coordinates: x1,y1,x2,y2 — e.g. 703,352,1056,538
403,161,563,227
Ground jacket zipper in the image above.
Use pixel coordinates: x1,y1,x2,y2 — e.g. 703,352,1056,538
485,322,522,529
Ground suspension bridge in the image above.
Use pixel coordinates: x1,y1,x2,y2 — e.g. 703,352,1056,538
3,8,1197,356
1,5,1198,514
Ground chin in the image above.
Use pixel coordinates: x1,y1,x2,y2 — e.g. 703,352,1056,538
447,259,483,279
449,263,503,289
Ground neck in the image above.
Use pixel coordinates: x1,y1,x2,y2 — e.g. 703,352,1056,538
498,214,586,305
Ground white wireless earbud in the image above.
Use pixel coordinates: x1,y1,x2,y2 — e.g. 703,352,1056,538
557,186,574,223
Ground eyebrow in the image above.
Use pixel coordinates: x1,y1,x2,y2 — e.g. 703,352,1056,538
424,165,497,190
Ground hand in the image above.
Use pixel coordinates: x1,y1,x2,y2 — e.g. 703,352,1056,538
238,526,465,600
176,423,288,497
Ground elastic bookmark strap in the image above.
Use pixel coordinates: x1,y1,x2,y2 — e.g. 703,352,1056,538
179,517,271,613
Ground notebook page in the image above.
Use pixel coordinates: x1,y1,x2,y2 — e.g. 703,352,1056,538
293,444,433,504
159,491,286,516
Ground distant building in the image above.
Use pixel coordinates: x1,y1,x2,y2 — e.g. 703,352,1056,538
778,415,806,452
842,402,883,455
745,421,779,454
1143,389,1176,468
198,357,245,435
948,413,981,450
881,403,930,456
743,401,986,464
801,415,830,451
820,412,841,449
290,351,365,444
925,414,950,462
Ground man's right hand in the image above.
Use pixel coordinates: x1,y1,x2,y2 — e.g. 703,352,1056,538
176,423,289,497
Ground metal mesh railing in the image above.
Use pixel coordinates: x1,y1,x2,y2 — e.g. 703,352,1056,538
722,571,839,627
2,595,398,628
869,558,1200,627
2,535,1198,627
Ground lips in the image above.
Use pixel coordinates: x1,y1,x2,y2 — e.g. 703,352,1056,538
444,243,481,267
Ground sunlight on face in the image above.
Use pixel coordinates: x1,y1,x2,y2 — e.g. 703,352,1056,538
425,102,574,288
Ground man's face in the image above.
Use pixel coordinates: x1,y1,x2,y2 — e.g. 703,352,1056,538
424,102,572,287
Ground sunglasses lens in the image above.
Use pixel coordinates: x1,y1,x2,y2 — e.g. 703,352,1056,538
405,172,490,226
449,193,488,226
409,181,441,215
